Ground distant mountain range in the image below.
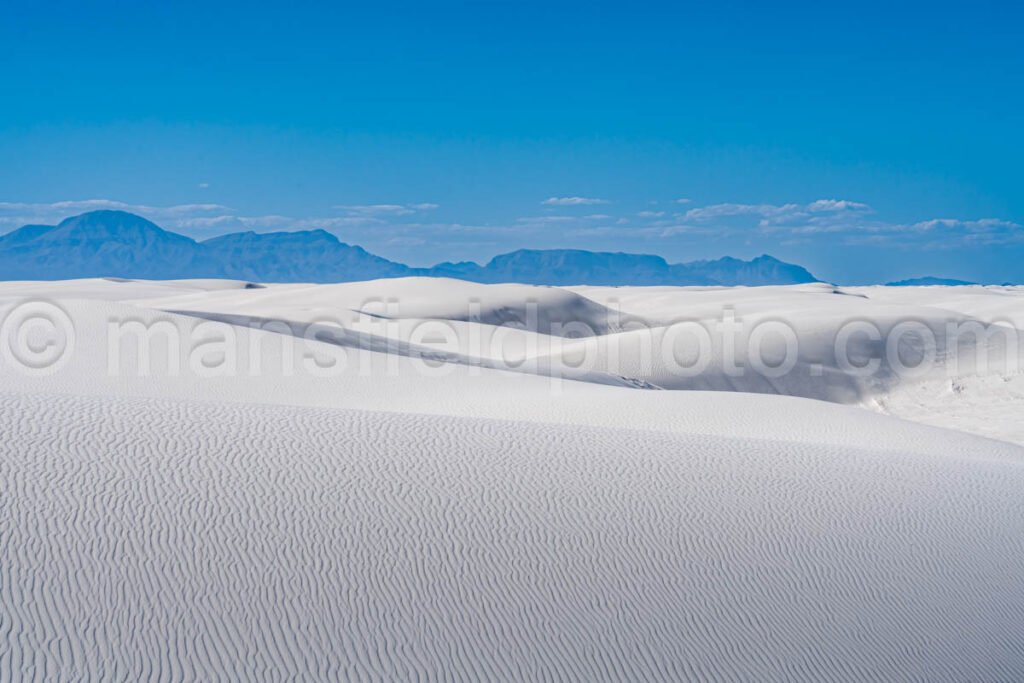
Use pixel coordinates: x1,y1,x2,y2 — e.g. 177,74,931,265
0,210,822,286
886,277,978,287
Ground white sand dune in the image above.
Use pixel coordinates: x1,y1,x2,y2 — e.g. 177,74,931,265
118,277,1024,443
2,278,1024,680
5,391,1024,681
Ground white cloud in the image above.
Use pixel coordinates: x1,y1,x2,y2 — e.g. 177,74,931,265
0,199,230,216
0,199,233,231
899,218,1024,247
674,198,692,205
335,204,415,216
682,202,802,222
541,196,610,206
678,199,874,234
335,203,439,216
655,198,1023,249
566,226,619,238
806,199,870,212
517,213,614,227
2,196,1018,255
517,215,579,224
0,199,406,238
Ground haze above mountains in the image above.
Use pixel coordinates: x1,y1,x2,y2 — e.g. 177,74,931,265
0,210,821,285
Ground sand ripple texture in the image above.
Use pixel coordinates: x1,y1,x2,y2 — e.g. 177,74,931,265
3,391,1024,681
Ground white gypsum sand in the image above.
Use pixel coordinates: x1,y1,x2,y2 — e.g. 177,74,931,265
1,278,1023,681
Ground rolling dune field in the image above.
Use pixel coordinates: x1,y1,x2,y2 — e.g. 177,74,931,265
2,278,1023,681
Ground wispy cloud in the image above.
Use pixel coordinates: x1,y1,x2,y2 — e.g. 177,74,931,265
885,218,1023,248
517,213,613,227
0,199,230,216
541,196,610,206
637,198,1023,248
334,203,439,216
674,199,876,231
0,199,450,241
518,216,578,224
0,200,232,231
2,196,1019,260
806,199,869,212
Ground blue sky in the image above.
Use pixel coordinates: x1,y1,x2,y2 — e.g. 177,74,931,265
1,0,1021,283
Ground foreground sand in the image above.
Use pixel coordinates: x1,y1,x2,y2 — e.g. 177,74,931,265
2,278,1023,680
